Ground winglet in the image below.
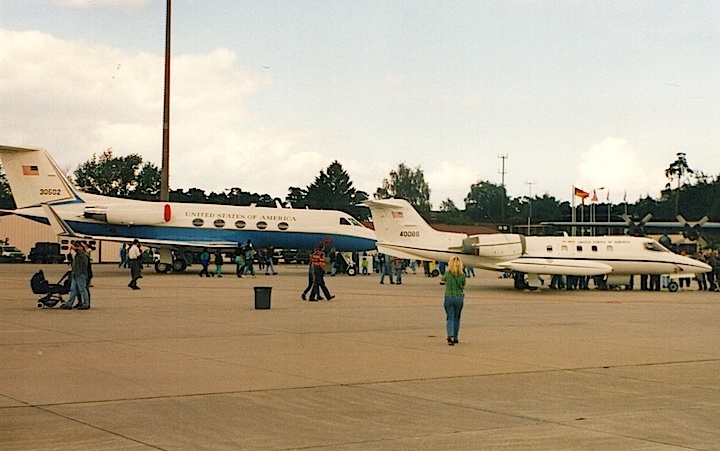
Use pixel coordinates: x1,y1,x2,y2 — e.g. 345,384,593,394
41,203,76,237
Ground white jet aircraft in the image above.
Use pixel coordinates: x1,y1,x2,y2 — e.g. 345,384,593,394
0,145,376,272
364,198,710,288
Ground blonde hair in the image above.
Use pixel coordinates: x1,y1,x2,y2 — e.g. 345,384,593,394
447,256,463,276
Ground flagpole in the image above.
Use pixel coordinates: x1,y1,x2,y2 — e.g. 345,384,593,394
571,186,576,236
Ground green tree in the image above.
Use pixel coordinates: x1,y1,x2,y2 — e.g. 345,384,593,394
664,152,695,216
375,163,431,214
285,187,309,209
436,198,471,225
302,161,369,220
464,181,506,222
74,149,160,199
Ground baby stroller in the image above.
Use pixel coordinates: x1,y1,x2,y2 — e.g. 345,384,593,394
31,270,71,309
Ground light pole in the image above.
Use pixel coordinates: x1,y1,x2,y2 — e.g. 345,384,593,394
525,181,535,236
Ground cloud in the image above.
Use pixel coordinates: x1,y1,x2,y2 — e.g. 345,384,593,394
0,29,341,199
575,137,667,202
425,161,478,208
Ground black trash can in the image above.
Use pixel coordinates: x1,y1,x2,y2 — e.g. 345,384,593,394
254,286,272,309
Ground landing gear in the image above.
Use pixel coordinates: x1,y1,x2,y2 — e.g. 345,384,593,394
155,262,171,273
172,259,187,272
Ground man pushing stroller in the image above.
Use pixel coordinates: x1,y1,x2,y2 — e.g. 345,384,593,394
60,242,91,310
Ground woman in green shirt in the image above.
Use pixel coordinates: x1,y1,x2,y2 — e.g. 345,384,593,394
442,256,466,346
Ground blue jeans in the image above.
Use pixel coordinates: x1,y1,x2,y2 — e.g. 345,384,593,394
444,295,464,338
66,274,89,308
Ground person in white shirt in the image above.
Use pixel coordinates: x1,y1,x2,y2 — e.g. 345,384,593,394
127,239,142,290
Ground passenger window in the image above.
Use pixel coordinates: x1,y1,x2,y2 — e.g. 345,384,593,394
546,245,553,252
192,218,204,227
607,245,613,252
235,220,246,229
576,245,583,252
591,245,598,252
257,221,267,230
561,245,568,252
213,219,225,228
278,222,289,231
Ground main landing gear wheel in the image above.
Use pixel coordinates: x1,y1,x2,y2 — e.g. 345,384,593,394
155,262,171,273
172,259,187,272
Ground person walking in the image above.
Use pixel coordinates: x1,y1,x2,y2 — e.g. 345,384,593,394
379,253,394,284
442,256,466,346
234,248,245,278
265,245,278,275
213,250,224,277
199,249,211,277
119,243,128,268
61,242,90,309
242,245,256,277
301,258,323,301
127,239,142,290
309,242,335,301
393,257,404,285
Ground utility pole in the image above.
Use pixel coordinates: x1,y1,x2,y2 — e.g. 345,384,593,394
498,154,508,222
525,180,535,235
160,0,172,202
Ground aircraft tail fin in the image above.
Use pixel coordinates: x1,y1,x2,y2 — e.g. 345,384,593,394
0,145,84,209
363,198,465,250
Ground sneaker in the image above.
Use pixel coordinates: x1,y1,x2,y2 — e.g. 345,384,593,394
77,305,90,310
132,286,141,290
327,295,335,301
60,303,72,310
301,294,307,300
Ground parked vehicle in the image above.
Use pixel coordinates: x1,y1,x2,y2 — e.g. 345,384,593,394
0,245,25,263
28,242,66,264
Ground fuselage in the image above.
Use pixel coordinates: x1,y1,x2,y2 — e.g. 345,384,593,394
16,194,377,251
378,234,710,276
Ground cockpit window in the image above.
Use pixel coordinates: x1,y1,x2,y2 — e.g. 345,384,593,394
644,242,667,252
340,217,363,226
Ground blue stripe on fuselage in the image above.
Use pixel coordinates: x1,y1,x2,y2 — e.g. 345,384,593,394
66,221,376,251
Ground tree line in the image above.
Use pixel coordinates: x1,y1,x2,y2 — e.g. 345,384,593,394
1,150,719,228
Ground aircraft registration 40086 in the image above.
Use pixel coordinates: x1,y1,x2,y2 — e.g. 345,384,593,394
0,145,377,273
364,198,710,289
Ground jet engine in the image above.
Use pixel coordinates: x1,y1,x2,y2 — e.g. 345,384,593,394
462,234,525,259
84,204,171,225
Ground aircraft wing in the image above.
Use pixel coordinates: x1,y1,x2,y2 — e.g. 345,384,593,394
73,234,239,250
497,258,612,276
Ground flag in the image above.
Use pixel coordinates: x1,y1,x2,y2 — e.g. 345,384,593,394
623,190,627,203
607,190,610,202
591,190,598,203
22,165,39,176
574,187,589,205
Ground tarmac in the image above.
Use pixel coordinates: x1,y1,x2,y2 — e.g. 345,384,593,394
1,262,720,450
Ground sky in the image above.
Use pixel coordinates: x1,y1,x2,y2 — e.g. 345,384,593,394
2,1,720,209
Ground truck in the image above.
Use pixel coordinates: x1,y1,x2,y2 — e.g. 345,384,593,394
28,242,66,264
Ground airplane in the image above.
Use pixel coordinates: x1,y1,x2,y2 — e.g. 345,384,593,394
364,198,711,289
541,214,720,241
0,145,377,272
